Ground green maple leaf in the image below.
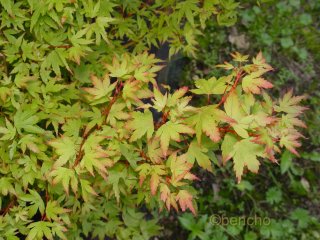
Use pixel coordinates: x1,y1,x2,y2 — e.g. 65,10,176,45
187,105,229,143
152,88,168,112
106,103,130,126
191,77,227,95
187,140,212,172
20,190,45,217
156,121,194,156
225,137,265,183
26,221,54,240
0,118,16,140
107,165,128,202
176,0,198,26
274,90,307,114
48,136,77,168
80,179,98,202
119,143,142,169
50,167,78,195
221,133,238,162
126,109,154,141
45,201,68,221
224,92,254,138
147,138,163,164
14,108,44,134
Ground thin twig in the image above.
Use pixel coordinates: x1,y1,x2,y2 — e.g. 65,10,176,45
73,81,123,168
217,70,244,107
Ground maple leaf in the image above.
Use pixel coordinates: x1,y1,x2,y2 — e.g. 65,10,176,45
0,118,16,140
281,114,307,128
279,128,303,156
119,143,142,169
242,69,273,94
230,52,249,62
136,163,151,186
216,61,234,70
221,133,238,162
126,109,154,141
147,138,163,164
274,90,307,114
166,87,189,107
20,189,45,217
106,103,130,126
150,173,160,195
152,88,168,112
50,167,78,195
83,74,116,105
45,201,69,221
26,221,55,240
169,153,197,186
156,121,194,156
160,183,171,210
80,146,111,178
122,80,153,107
80,179,98,202
252,51,273,71
107,165,128,203
187,105,230,143
14,108,44,134
48,136,77,168
224,137,265,183
191,77,227,95
187,141,212,172
224,92,254,138
104,55,133,78
176,190,196,215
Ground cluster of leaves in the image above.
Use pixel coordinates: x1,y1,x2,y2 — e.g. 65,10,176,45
0,45,306,238
0,0,309,239
175,1,320,239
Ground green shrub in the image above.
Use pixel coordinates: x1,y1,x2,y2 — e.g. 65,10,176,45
0,1,306,239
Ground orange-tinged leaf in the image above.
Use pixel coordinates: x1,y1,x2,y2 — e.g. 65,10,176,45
83,74,116,104
156,121,194,156
280,129,303,156
150,173,160,195
169,153,195,186
274,90,307,114
160,184,171,210
176,190,196,215
242,70,273,94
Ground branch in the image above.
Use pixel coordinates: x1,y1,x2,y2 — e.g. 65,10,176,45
155,110,170,130
217,70,244,107
0,197,16,216
73,81,123,168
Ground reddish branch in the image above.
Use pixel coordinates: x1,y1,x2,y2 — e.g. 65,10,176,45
219,125,259,138
217,70,244,107
0,197,16,216
73,81,123,168
155,110,170,130
49,45,72,49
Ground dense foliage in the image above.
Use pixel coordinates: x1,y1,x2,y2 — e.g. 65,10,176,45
177,0,320,239
0,0,312,239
